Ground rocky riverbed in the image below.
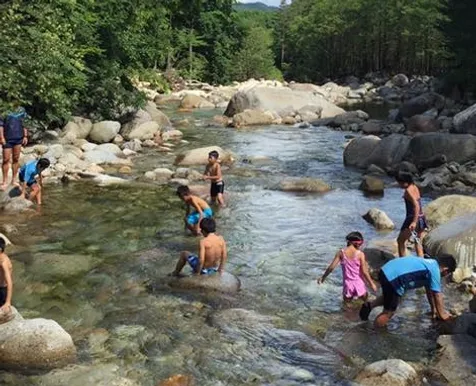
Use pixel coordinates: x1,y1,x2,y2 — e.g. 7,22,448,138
1,76,476,385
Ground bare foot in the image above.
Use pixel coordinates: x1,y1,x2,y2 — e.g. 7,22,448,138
0,184,7,191
10,181,19,187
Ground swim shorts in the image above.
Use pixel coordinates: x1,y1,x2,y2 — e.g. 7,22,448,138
186,207,213,226
2,138,22,149
379,270,399,312
401,215,428,233
187,254,218,275
210,181,225,197
0,287,7,307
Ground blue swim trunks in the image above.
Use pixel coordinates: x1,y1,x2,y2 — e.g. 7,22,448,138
187,254,218,275
186,207,213,226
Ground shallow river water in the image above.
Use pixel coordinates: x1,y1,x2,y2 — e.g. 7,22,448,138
0,108,440,385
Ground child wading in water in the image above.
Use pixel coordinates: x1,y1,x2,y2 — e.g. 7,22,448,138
203,150,225,207
177,185,213,236
396,172,428,257
318,232,377,302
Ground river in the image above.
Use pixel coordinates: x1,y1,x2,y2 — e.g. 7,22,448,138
0,107,441,385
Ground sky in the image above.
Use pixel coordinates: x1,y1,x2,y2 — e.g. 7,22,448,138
240,0,285,6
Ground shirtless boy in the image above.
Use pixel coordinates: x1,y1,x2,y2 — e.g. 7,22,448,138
0,237,13,313
171,218,227,276
177,185,213,235
203,150,225,207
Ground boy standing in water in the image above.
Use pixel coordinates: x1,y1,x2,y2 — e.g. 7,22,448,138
19,158,50,205
171,218,227,276
359,254,455,327
0,237,13,314
177,185,213,236
396,172,427,257
203,150,225,207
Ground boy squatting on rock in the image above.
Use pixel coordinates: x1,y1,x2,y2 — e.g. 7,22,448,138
171,218,227,276
19,158,50,205
0,237,13,314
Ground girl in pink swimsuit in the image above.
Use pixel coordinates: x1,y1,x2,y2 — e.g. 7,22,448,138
317,232,377,302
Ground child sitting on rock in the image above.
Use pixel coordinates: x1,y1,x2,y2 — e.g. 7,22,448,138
0,237,13,315
177,185,213,236
317,232,377,303
171,218,227,276
19,158,50,205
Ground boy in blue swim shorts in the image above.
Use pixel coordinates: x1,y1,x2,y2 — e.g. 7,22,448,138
171,218,227,276
19,158,50,205
177,185,213,236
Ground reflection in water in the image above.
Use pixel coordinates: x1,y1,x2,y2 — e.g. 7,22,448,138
0,118,436,384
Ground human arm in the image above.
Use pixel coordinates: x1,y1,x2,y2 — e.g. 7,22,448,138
0,124,5,145
196,240,206,275
218,238,227,275
22,126,28,146
0,259,12,312
317,251,341,284
431,291,451,321
360,252,378,292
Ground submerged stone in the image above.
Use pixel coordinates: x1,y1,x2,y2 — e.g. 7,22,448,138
167,272,241,294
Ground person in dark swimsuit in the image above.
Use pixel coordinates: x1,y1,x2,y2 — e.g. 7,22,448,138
0,107,28,190
396,172,428,257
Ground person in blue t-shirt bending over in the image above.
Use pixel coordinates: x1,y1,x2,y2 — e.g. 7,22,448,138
359,255,456,327
19,158,50,205
0,108,28,190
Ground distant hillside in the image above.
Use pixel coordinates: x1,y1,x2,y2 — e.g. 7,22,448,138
234,2,278,12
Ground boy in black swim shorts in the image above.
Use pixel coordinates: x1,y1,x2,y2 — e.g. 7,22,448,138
203,150,225,207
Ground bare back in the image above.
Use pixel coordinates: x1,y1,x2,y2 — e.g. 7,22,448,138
200,234,226,269
0,253,12,287
188,195,210,212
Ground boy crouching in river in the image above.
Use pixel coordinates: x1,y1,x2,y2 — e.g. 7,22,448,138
171,218,227,276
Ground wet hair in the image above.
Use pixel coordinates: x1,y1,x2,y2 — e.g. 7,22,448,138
0,237,5,252
176,185,191,198
346,231,364,247
37,158,50,171
200,218,216,234
208,151,219,160
395,171,414,185
436,254,457,273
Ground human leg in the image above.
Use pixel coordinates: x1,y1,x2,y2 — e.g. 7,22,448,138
171,251,191,276
29,183,41,205
1,148,12,189
10,145,21,186
397,228,411,257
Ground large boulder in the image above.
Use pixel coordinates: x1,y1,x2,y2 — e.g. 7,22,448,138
355,359,418,386
224,86,345,119
362,208,395,230
175,146,233,166
84,144,129,165
29,253,95,282
404,133,476,169
392,74,409,87
343,135,381,169
424,214,476,282
453,103,476,135
180,94,215,109
406,115,441,133
61,117,93,140
120,109,160,140
127,121,160,141
398,92,445,119
167,272,240,294
0,307,76,371
144,101,171,129
424,195,476,229
366,134,411,171
88,121,121,144
277,178,331,193
232,109,276,127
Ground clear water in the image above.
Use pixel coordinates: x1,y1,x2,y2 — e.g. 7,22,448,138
0,109,439,385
